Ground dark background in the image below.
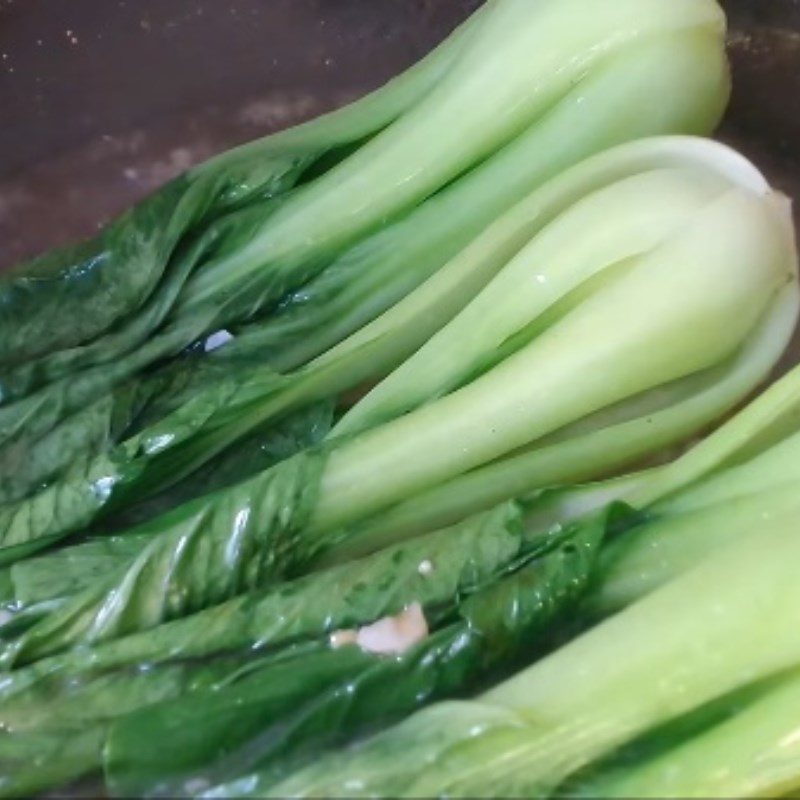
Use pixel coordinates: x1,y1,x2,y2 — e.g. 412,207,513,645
0,0,799,268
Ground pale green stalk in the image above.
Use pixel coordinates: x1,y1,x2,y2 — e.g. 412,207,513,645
321,291,797,562
589,484,800,615
584,669,800,798
319,137,760,376
241,25,731,372
584,381,800,613
335,165,727,435
628,351,800,509
177,0,726,319
312,178,795,533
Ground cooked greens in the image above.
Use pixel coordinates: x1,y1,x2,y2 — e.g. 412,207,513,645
0,505,600,796
266,509,800,798
104,512,604,796
3,134,794,669
1,0,799,796
0,0,733,562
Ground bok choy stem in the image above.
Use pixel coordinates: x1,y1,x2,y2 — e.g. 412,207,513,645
580,668,800,799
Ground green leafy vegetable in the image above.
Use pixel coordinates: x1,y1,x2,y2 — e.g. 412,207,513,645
5,135,795,667
0,502,536,795
1,2,796,797
106,513,604,797
9,534,155,608
0,644,370,796
0,0,735,561
0,0,728,478
0,503,527,687
0,727,105,797
0,450,325,667
268,510,800,797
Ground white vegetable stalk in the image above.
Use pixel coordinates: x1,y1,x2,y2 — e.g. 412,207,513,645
584,668,800,799
308,138,798,536
178,0,729,314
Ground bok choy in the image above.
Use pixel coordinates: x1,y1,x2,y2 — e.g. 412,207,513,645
6,134,788,570
178,356,800,798
16,358,800,794
2,135,795,667
0,0,732,560
102,513,604,796
3,0,800,795
264,506,800,798
0,505,602,796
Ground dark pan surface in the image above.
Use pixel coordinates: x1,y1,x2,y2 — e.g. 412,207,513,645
0,0,478,265
0,0,799,358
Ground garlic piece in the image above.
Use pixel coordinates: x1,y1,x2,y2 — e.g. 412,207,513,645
355,602,428,656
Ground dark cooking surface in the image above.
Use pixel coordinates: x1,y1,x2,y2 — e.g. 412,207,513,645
0,0,798,269
0,0,478,266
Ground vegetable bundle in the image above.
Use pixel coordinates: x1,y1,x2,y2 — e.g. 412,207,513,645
267,516,800,798
3,133,794,672
0,131,795,794
0,0,730,557
2,0,800,797
10,329,791,799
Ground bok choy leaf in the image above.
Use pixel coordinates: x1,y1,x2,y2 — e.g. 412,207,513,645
0,503,528,690
106,513,604,797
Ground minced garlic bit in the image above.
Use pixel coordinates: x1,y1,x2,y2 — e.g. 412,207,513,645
418,559,434,576
356,602,428,655
329,603,429,656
